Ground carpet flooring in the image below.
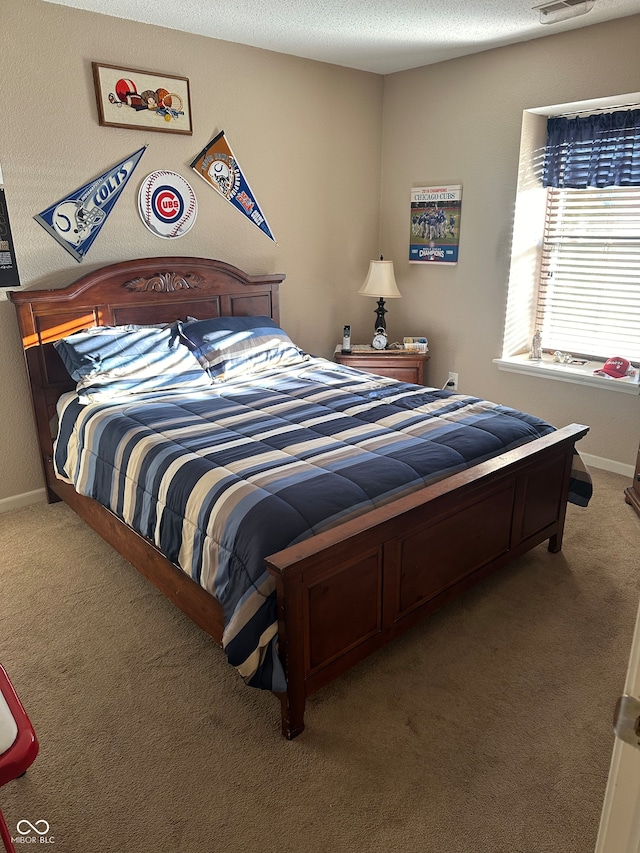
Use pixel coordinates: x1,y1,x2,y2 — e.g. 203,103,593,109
1,467,638,852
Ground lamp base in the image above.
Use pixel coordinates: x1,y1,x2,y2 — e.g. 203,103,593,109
374,298,387,332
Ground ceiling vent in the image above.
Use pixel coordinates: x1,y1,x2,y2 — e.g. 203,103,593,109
533,0,596,24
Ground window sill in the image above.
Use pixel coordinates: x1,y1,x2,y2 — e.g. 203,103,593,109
494,354,640,395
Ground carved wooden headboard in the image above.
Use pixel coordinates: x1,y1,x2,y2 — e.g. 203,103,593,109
9,257,285,483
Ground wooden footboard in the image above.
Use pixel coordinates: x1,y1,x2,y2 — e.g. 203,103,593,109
267,424,587,738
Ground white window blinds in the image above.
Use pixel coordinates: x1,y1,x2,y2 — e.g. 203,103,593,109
537,185,640,362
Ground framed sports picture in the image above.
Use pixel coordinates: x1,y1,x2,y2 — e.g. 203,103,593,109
409,185,462,264
92,63,192,135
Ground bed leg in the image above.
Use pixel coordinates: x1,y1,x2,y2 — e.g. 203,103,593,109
548,503,568,553
547,533,562,553
43,460,61,503
46,486,62,504
277,690,305,740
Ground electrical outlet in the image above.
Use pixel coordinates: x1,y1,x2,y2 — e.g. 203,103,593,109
447,371,459,391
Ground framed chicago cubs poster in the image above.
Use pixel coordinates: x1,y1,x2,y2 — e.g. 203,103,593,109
92,62,192,135
409,185,462,264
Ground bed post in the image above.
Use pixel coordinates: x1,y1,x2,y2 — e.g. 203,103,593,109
546,444,576,553
277,690,305,740
271,569,307,739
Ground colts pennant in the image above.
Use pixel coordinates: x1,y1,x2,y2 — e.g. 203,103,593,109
35,146,146,262
189,131,276,243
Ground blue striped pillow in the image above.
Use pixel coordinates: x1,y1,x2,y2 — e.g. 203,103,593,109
180,316,307,381
54,325,212,402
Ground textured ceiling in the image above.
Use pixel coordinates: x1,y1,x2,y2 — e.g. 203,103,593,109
43,0,639,74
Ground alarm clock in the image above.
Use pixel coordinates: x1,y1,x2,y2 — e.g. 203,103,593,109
371,328,388,350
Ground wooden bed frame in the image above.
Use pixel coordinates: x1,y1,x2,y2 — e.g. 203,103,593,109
10,256,589,739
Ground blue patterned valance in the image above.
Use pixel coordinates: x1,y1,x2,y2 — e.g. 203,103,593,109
543,108,640,188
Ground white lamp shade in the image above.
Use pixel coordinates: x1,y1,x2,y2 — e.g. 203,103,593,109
358,260,401,299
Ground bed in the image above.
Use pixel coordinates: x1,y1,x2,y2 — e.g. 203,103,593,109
9,256,591,738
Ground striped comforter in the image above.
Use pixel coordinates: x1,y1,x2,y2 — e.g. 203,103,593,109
54,357,592,691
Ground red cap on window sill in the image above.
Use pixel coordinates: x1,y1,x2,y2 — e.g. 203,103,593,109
593,356,631,379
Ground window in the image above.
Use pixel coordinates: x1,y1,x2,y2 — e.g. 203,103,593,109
537,185,640,362
498,97,640,392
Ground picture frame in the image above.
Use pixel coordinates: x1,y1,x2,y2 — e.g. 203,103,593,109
92,62,192,135
409,184,462,264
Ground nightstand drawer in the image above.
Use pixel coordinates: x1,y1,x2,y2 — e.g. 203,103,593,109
334,346,430,385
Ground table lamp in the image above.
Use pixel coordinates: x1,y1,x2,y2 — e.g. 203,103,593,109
358,257,401,346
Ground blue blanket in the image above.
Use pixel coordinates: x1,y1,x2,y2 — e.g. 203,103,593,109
54,358,592,691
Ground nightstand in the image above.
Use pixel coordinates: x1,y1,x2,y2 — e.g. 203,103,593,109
334,345,430,385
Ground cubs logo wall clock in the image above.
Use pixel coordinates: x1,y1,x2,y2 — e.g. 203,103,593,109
138,171,197,239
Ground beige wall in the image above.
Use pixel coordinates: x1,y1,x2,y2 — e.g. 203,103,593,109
2,4,639,503
0,0,383,501
381,16,640,468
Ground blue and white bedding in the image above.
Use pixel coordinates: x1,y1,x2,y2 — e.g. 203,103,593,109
53,357,592,692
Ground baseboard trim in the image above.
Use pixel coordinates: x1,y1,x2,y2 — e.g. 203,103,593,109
581,453,634,479
0,488,47,514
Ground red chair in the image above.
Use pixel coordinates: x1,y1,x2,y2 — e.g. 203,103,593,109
0,666,39,853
